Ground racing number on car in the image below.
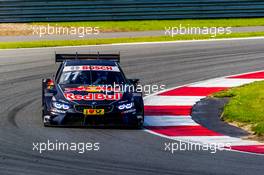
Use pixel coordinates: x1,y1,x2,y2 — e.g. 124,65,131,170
83,109,104,115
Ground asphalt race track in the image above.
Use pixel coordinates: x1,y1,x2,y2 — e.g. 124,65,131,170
1,39,264,175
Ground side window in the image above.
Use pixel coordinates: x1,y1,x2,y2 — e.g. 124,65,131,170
55,63,63,82
117,63,128,84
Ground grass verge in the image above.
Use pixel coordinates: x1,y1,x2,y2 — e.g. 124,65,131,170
213,81,264,136
34,18,264,32
1,31,264,49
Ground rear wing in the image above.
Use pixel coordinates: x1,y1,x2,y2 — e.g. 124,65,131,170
55,52,120,63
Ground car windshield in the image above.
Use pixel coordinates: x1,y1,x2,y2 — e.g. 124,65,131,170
59,70,126,85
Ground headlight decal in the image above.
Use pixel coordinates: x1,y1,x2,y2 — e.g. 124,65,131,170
118,103,134,110
52,102,70,110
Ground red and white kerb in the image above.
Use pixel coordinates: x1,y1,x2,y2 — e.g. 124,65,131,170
144,70,264,154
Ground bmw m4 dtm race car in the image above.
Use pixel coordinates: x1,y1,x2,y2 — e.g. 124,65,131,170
42,53,144,128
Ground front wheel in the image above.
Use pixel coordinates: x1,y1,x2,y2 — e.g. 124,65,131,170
135,120,143,129
42,109,51,127
133,113,144,129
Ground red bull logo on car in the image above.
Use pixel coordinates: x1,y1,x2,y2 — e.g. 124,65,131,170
64,93,123,101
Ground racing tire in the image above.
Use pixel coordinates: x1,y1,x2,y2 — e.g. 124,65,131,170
133,114,144,129
42,109,51,127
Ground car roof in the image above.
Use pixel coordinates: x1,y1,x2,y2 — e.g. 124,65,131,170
64,60,117,66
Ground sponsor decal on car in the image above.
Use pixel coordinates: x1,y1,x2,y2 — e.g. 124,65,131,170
83,109,104,115
63,65,120,72
64,93,123,101
64,86,121,93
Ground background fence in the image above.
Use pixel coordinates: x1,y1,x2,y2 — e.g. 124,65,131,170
1,0,264,22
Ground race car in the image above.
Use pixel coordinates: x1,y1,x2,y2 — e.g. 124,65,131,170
42,53,144,128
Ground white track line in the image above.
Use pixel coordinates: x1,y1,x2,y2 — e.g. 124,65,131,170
188,78,263,87
1,36,264,51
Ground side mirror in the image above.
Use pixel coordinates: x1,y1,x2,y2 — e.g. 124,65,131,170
128,79,140,86
42,78,55,105
43,78,55,91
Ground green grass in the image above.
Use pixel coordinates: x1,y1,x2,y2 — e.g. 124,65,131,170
1,31,264,49
33,18,264,32
214,81,264,136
